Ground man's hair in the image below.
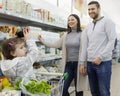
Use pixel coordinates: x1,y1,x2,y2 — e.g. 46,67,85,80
88,1,100,8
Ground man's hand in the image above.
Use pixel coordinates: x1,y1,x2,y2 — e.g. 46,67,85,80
80,64,87,76
92,57,102,65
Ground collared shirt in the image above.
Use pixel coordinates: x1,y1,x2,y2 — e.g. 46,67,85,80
80,17,117,63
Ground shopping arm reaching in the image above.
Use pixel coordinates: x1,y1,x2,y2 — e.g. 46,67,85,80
38,34,63,48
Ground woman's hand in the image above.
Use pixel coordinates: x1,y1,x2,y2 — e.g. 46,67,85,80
38,35,44,43
80,64,87,76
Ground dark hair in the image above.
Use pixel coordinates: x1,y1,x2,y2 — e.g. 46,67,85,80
16,30,24,38
2,37,25,60
67,14,82,33
114,38,117,49
88,1,100,8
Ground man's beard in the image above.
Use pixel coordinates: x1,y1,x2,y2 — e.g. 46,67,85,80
93,13,99,20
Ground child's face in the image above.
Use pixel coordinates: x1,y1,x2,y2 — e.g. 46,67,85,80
12,42,27,57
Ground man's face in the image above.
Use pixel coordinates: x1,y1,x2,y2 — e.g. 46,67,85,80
88,4,100,19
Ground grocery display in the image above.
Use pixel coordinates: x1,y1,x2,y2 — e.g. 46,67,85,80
0,0,67,31
0,0,67,95
20,78,52,95
0,0,120,96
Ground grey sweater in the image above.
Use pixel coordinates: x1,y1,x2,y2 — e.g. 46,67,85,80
80,17,117,63
66,29,81,62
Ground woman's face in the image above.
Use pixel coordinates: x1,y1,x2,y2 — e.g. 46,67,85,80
68,15,78,29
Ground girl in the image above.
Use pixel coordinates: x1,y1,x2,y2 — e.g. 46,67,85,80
0,29,38,81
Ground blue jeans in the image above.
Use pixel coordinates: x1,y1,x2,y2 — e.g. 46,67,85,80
62,61,83,96
87,61,112,96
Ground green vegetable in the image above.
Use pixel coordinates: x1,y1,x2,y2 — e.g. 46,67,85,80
14,78,22,90
23,79,52,94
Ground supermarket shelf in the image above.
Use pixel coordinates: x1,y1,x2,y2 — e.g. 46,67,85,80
0,10,67,31
38,55,62,62
35,72,63,76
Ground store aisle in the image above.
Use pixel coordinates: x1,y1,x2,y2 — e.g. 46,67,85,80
111,63,120,96
71,63,120,96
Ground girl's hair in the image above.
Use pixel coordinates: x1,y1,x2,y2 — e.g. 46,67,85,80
67,14,82,33
2,37,24,60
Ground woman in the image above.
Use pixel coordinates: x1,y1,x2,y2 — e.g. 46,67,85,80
38,14,87,96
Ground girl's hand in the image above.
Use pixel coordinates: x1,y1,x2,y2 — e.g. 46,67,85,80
23,27,30,41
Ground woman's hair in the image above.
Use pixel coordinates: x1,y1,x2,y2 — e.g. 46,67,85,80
2,37,24,60
67,14,82,33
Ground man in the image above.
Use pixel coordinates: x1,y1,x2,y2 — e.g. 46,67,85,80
80,1,117,96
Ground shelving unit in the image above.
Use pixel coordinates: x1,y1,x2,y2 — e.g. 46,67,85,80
38,55,62,62
0,9,65,61
0,5,66,65
0,10,67,31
